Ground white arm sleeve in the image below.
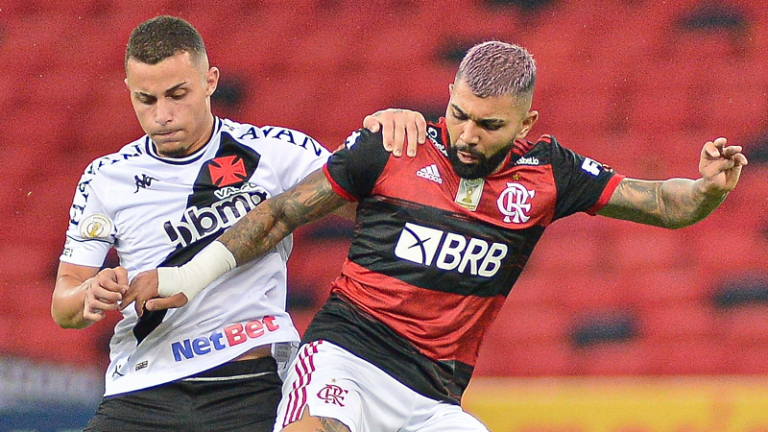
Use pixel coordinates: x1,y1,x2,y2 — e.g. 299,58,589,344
157,241,237,301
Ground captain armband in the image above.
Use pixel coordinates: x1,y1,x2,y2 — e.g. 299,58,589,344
157,241,237,301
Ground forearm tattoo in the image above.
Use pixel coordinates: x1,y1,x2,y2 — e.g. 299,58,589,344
218,170,347,265
600,178,725,228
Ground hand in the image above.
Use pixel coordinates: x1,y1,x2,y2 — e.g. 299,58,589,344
363,109,427,157
699,137,748,194
83,267,128,323
120,269,188,317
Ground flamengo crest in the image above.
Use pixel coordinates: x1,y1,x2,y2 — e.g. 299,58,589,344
496,182,535,223
317,384,348,406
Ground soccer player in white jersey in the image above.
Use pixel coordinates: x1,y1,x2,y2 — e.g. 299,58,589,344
50,15,425,432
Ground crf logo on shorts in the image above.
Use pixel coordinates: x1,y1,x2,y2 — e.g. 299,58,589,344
317,384,348,406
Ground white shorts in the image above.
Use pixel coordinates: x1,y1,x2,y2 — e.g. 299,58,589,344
274,340,489,432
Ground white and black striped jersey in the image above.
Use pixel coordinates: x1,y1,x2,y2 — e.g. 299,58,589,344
60,117,330,397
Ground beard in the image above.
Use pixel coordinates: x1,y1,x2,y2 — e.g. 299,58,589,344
448,141,514,179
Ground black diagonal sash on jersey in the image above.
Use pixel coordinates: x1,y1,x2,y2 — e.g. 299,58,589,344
133,133,261,344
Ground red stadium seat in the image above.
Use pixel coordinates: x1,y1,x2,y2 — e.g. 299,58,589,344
0,14,70,74
486,302,572,344
287,231,351,305
70,73,144,156
0,310,106,366
714,305,768,343
622,267,709,307
507,267,564,308
692,226,768,276
718,338,768,375
604,224,694,272
524,213,608,276
0,241,60,283
0,272,115,366
572,340,650,376
639,301,716,341
523,268,633,313
475,338,575,377
643,338,725,375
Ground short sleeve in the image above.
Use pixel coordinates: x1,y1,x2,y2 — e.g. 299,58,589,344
260,127,332,191
324,129,391,201
60,167,115,267
550,138,623,220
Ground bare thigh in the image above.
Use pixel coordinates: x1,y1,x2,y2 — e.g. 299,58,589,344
281,406,351,432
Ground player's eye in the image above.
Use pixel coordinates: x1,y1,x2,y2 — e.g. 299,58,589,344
453,110,468,121
480,122,502,131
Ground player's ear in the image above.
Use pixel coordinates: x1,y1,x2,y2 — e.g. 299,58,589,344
517,110,538,140
205,67,219,97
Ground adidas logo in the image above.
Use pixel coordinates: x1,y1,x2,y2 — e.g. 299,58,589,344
416,164,443,184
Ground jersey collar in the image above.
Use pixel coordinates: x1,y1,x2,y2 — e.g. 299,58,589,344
146,117,223,165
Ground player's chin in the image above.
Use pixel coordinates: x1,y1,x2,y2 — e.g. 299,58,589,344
155,140,189,158
456,152,479,164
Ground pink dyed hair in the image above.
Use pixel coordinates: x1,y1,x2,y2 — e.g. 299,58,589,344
455,41,536,99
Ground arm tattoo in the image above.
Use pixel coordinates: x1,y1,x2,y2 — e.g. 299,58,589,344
599,179,665,226
218,169,348,265
599,178,726,229
315,417,351,432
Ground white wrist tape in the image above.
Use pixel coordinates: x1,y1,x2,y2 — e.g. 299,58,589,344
157,241,237,301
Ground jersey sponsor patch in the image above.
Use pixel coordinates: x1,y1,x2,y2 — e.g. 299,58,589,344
455,178,484,211
394,222,508,277
78,213,113,239
169,316,281,362
163,184,270,248
344,131,362,149
581,157,603,176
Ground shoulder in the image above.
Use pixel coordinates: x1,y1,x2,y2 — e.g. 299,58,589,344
426,119,450,157
80,137,148,180
219,118,329,157
523,135,617,181
519,134,568,162
528,134,558,152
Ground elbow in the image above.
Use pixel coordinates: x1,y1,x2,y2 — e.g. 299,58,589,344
50,307,73,329
660,210,713,230
661,216,702,230
661,219,688,230
50,301,87,330
665,223,689,230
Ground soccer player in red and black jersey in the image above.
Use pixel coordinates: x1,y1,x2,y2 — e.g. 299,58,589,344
125,41,747,432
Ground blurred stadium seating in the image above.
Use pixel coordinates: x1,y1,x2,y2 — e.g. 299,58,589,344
2,0,767,379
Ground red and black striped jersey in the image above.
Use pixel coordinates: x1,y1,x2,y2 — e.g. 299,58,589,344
304,119,623,404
